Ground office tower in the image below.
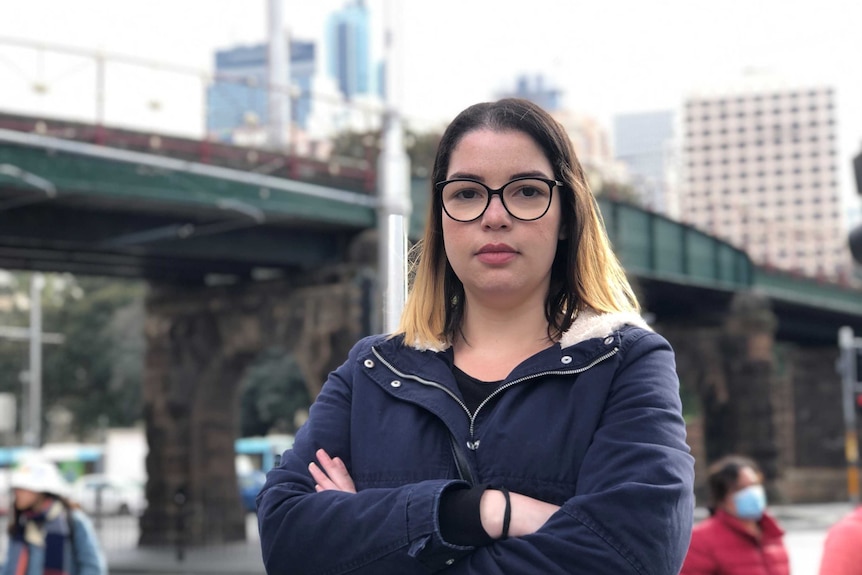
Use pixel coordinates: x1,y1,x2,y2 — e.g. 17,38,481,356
326,0,374,100
498,74,563,113
206,40,316,142
614,110,676,215
681,85,850,279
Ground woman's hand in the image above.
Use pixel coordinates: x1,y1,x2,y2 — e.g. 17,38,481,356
480,489,560,538
309,448,356,493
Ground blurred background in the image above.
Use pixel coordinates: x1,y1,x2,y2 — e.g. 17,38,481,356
0,1,861,573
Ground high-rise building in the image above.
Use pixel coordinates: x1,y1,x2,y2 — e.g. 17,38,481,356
681,85,850,280
498,74,563,112
206,40,316,142
326,0,375,100
614,110,676,215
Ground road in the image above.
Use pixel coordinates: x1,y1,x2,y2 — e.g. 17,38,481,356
787,530,827,574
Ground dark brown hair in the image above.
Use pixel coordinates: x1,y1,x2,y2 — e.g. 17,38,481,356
397,98,638,348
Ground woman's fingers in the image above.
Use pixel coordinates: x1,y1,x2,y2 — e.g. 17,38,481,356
310,448,357,493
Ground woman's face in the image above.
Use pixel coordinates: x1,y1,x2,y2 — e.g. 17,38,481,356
442,129,562,309
13,488,41,510
723,466,764,518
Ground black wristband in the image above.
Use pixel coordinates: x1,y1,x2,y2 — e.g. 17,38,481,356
439,484,495,546
499,486,511,540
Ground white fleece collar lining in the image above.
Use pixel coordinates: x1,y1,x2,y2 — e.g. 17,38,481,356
558,308,651,348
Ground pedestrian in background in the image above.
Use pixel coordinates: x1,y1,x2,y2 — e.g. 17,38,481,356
818,505,862,575
680,454,789,575
1,458,106,575
257,97,695,574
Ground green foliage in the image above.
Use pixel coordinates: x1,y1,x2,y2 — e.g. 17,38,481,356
0,272,145,440
240,348,311,437
330,128,442,178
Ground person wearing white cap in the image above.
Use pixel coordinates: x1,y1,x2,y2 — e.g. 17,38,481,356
1,458,106,575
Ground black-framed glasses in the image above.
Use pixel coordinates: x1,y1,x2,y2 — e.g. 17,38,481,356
435,176,562,222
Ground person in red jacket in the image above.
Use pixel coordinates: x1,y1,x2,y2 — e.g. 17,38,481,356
818,506,862,575
680,454,790,575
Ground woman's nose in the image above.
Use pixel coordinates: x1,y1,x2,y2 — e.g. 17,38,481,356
481,195,511,226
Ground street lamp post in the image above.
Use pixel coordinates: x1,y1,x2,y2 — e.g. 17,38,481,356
838,326,861,504
267,0,290,151
377,0,411,333
29,273,44,447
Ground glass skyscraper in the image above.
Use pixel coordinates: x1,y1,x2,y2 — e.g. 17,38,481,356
325,0,374,100
206,40,316,141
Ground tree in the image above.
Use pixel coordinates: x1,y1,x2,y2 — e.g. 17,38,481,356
0,272,145,442
239,348,310,437
330,127,442,178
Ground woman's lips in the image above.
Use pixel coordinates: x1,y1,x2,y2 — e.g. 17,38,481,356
475,244,517,265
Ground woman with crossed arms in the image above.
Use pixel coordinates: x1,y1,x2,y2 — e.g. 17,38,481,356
257,98,694,574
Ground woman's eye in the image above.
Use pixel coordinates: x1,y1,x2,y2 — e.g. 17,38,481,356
455,188,482,200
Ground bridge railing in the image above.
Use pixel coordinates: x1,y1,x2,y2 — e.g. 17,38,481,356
598,197,754,290
0,111,377,194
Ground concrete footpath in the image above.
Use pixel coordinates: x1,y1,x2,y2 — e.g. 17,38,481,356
107,540,265,575
105,502,857,575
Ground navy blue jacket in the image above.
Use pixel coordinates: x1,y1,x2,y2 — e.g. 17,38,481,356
258,310,695,574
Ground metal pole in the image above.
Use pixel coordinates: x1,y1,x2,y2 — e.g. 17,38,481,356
377,0,411,333
267,0,290,150
839,326,860,504
28,273,44,447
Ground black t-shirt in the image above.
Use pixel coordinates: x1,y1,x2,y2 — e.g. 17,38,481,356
438,357,505,546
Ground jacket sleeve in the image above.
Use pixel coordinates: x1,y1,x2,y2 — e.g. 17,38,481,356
257,339,473,575
71,510,108,575
443,329,696,575
818,515,862,575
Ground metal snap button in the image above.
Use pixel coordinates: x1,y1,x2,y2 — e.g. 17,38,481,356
364,359,374,368
390,380,401,388
445,559,455,566
561,356,573,364
604,336,614,345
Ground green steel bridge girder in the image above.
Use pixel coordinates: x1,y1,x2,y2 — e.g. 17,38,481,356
0,138,377,229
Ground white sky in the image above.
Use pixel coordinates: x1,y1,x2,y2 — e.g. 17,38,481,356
1,0,860,213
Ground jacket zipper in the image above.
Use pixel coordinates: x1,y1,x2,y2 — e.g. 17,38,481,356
371,346,620,450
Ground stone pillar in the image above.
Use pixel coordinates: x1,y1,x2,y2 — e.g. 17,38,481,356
140,284,259,545
138,262,373,546
657,290,780,502
719,291,779,489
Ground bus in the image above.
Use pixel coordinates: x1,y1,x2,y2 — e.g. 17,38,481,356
0,443,104,481
234,434,294,473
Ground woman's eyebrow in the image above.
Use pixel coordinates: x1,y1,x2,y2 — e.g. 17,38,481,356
447,171,483,180
446,170,551,181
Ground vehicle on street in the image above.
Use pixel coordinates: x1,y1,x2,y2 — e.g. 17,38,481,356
72,473,146,516
239,470,267,513
0,469,9,516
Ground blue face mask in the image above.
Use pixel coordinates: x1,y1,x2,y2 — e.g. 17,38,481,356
732,484,767,520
